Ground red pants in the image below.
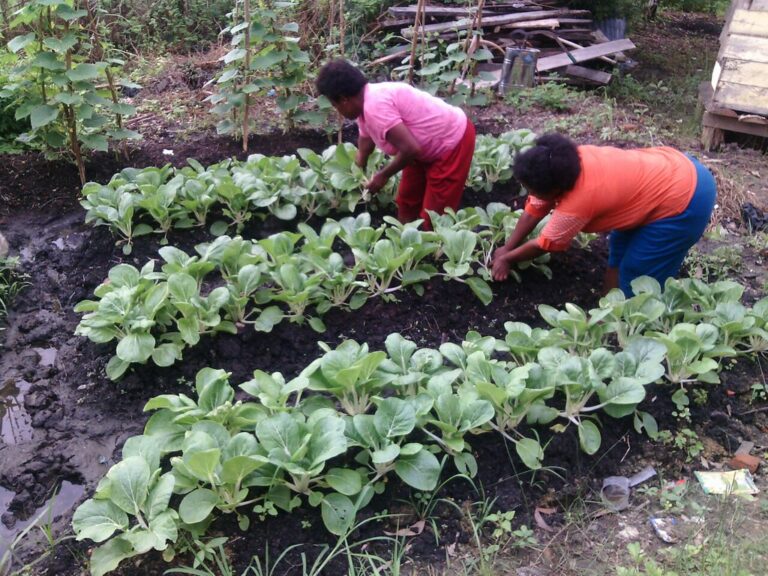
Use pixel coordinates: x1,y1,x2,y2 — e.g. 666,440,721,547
397,119,476,230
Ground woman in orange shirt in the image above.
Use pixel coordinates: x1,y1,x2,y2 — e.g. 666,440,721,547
491,133,717,295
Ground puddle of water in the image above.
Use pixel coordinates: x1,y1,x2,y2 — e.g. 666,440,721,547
0,379,33,445
33,348,57,368
0,480,84,560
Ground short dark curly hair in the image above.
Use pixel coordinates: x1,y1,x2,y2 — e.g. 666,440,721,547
513,133,581,199
316,59,368,102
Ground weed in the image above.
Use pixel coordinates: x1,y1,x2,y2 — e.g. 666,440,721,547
0,257,29,331
684,245,742,282
505,82,584,113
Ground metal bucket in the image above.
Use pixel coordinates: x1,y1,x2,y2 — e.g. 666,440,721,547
498,47,539,94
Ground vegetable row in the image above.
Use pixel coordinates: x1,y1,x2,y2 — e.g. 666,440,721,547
76,204,568,380
80,130,537,254
72,276,768,575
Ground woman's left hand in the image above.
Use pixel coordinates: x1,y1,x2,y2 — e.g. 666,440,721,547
365,172,388,195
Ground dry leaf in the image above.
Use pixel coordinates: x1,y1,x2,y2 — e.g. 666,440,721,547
384,519,425,537
534,507,556,532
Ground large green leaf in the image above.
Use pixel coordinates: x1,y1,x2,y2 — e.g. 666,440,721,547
179,488,218,524
515,437,543,470
116,333,156,363
72,499,129,543
30,104,59,129
8,32,36,53
325,468,363,496
374,397,416,438
578,420,601,455
394,449,440,491
106,456,151,515
67,63,101,82
320,492,355,535
90,537,136,576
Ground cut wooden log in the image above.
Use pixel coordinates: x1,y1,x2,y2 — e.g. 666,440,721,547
401,9,591,38
536,39,636,72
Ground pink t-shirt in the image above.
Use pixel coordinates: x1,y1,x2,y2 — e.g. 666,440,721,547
357,83,467,162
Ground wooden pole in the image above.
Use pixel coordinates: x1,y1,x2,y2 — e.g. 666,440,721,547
338,0,345,144
407,0,426,85
242,0,251,152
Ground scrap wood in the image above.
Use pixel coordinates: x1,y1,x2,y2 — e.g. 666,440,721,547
389,5,491,17
564,64,612,85
536,38,636,72
540,31,618,66
401,9,591,38
500,17,561,30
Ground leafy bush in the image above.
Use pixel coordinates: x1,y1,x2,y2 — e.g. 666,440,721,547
100,0,233,53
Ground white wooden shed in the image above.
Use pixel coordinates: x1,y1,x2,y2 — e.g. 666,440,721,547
701,0,768,149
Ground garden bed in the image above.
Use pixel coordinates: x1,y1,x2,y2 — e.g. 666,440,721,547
1,10,768,575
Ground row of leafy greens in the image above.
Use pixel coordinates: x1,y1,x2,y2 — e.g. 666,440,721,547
72,275,768,575
80,130,537,254
75,204,569,380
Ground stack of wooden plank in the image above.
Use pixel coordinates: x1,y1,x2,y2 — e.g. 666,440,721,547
700,0,768,150
373,0,636,86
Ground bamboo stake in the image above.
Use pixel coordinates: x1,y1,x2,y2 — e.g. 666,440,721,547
242,0,251,152
338,0,345,144
406,0,426,85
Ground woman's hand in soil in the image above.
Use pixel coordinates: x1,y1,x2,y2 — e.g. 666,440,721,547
365,172,388,195
493,244,511,264
492,255,512,281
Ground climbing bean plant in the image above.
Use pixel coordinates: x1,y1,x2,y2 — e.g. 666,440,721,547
3,0,139,183
208,0,311,149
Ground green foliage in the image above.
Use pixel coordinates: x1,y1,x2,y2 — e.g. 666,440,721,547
3,0,140,182
392,32,497,106
99,0,233,53
0,256,29,330
505,81,585,113
80,130,535,254
75,204,560,379
208,0,312,145
72,272,768,575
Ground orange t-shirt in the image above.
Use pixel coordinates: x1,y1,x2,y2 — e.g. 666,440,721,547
525,145,697,251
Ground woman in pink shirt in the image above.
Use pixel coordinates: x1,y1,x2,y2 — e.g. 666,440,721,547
316,59,476,229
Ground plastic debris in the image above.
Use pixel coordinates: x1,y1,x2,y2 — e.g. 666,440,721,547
162,149,175,156
649,517,678,543
694,469,759,496
600,466,657,511
742,202,768,232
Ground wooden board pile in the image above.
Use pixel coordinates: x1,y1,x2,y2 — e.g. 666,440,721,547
372,0,637,87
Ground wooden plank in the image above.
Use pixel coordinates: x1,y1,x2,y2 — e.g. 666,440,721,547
729,8,768,37
565,65,612,84
719,59,768,89
721,34,768,64
379,18,413,29
699,81,738,116
501,18,560,29
401,9,590,38
703,111,768,138
713,81,768,116
536,39,636,72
